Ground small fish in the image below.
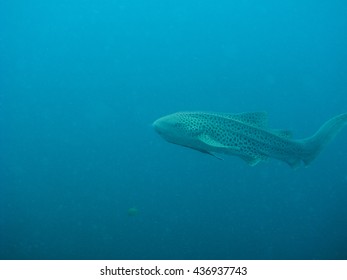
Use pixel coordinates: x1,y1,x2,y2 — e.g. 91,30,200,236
153,111,347,168
127,207,138,217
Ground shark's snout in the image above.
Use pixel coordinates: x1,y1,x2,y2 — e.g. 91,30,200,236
152,119,160,131
152,118,165,136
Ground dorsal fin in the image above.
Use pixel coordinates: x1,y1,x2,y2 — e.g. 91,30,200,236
222,112,268,128
271,129,293,139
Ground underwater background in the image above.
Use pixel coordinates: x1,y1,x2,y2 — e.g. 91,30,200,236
1,0,347,260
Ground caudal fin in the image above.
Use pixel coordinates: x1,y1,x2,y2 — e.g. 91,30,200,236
300,113,347,166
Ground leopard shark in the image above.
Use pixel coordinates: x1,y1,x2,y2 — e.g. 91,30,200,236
153,111,347,168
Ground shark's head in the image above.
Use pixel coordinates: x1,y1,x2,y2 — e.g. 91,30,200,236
153,112,203,147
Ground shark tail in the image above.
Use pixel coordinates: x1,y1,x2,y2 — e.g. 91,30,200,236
299,113,347,166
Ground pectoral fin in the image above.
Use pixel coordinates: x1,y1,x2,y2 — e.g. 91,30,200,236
198,134,240,151
193,147,224,160
207,151,224,160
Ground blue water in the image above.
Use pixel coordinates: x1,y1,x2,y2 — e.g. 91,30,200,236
1,0,347,260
